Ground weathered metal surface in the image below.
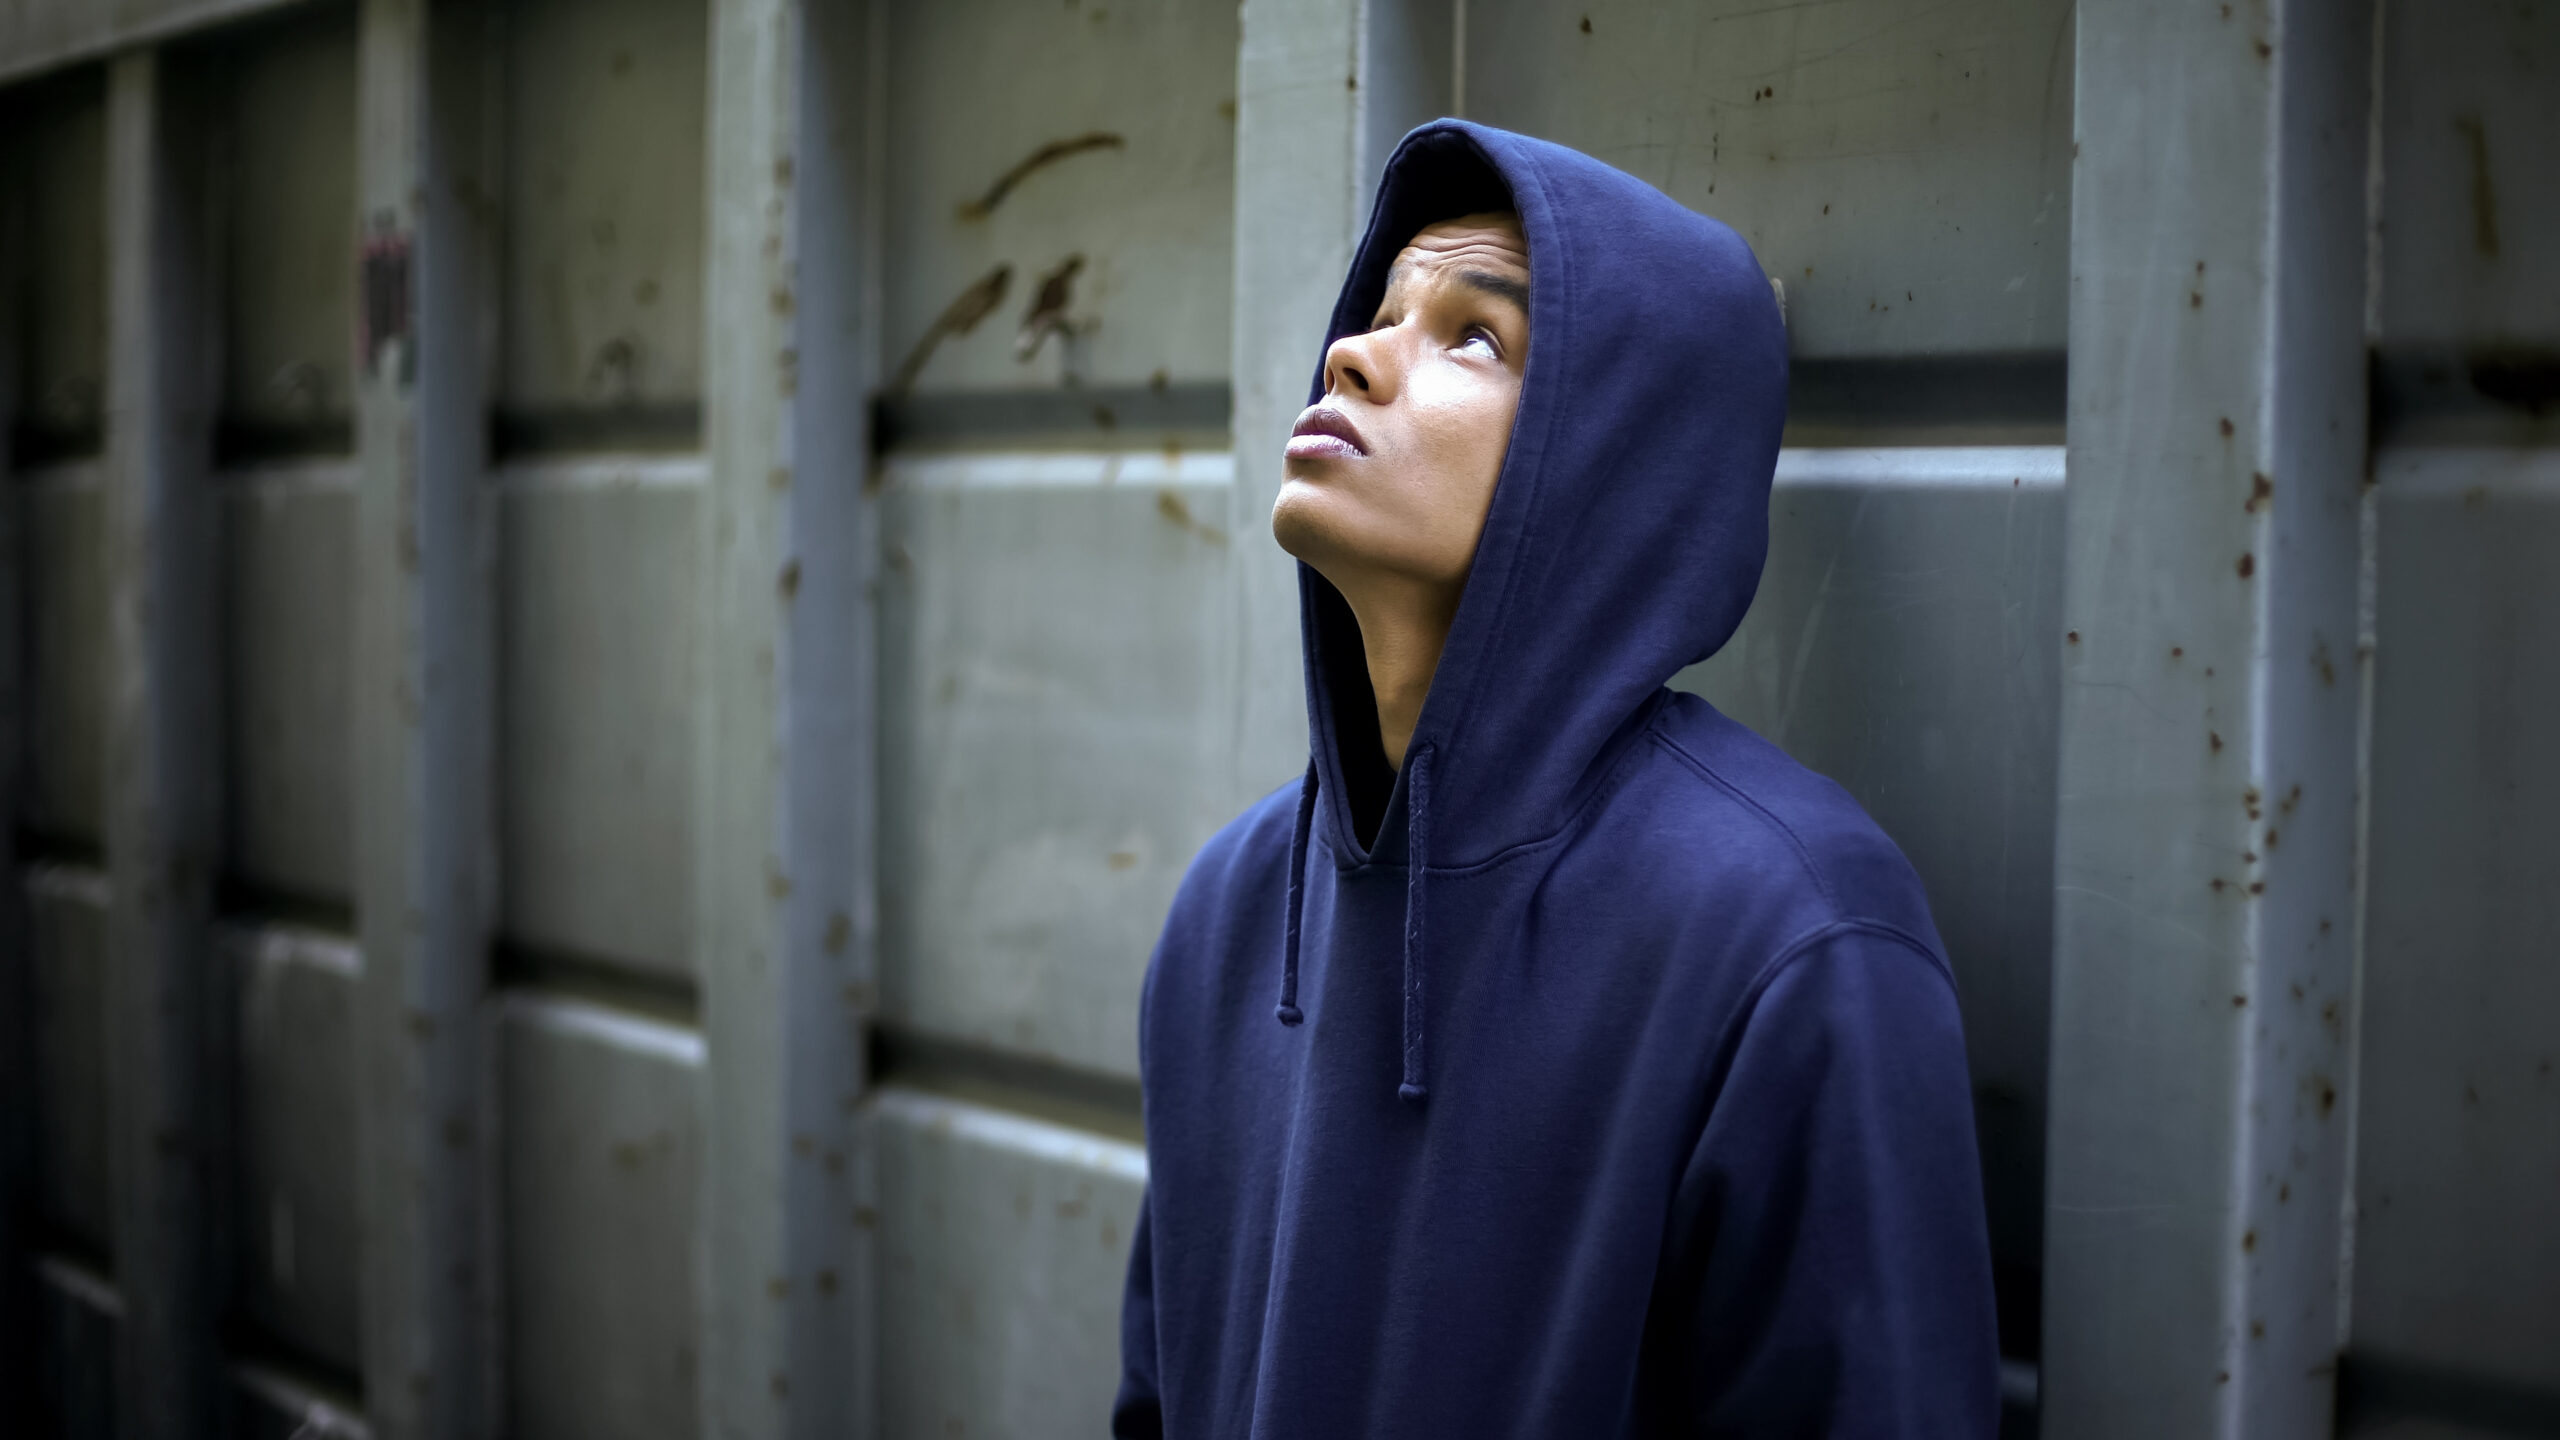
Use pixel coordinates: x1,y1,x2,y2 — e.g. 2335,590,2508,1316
874,1086,1145,1440
695,0,876,1431
1677,447,2063,1308
219,467,354,909
25,863,112,1255
2350,450,2560,1395
104,46,229,1436
500,0,704,429
2044,3,2372,1435
15,468,107,846
221,920,363,1377
1465,0,2073,361
498,462,699,980
0,0,302,86
32,1253,121,1438
879,453,1234,1082
2373,2,2559,351
201,1,358,453
498,993,703,1440
883,0,1238,395
349,1,501,1434
1,64,106,457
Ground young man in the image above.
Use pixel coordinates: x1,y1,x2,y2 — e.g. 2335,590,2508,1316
1115,121,1997,1436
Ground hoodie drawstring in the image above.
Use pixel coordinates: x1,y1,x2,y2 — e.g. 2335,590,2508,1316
1272,747,1433,1107
1398,744,1433,1104
1275,761,1318,1027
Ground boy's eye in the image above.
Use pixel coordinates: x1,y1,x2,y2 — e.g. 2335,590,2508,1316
1458,327,1500,359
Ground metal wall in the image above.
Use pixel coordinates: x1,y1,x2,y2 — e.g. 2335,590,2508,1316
0,2,2552,1439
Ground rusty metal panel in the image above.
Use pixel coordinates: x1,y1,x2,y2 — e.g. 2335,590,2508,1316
1676,446,2063,1316
203,1,358,455
499,992,703,1440
1463,0,2074,361
498,461,700,981
500,0,705,433
25,863,111,1256
883,0,1237,396
879,452,1235,1082
14,467,106,846
2350,451,2560,1396
874,1086,1144,1440
222,921,363,1377
1,66,107,459
219,466,354,909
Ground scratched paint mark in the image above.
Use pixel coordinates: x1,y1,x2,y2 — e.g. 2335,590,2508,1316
957,132,1125,221
889,264,1011,396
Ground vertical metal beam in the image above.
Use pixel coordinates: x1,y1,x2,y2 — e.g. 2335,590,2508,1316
1227,0,1452,801
102,44,223,1440
2046,2,2372,1434
696,0,877,1434
0,91,36,1417
350,1,498,1435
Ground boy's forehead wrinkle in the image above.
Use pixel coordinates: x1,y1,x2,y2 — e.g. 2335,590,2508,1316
1380,231,1530,309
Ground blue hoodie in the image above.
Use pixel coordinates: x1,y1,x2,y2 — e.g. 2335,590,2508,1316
1114,121,1998,1438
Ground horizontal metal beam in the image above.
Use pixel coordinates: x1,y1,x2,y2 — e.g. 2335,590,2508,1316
0,0,306,87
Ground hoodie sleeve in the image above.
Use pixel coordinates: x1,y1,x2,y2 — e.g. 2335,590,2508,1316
1641,922,2000,1438
1111,1190,1164,1438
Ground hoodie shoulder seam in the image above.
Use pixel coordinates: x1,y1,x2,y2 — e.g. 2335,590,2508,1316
1758,916,1959,997
1697,918,1962,1110
1646,727,1841,914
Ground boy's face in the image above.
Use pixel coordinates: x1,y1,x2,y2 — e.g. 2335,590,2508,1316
1272,212,1531,594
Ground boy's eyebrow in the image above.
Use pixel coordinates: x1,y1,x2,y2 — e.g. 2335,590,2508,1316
1373,261,1531,323
1454,268,1530,312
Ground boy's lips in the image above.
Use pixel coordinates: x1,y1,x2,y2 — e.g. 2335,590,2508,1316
1287,404,1368,459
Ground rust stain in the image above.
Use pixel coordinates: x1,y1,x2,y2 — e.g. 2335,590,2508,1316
2246,471,2272,514
2237,552,2255,579
778,559,801,601
1017,254,1088,362
2210,731,2224,754
2454,116,2500,258
2172,646,2185,659
2265,827,2279,849
1580,15,1592,32
889,264,1013,396
2242,1229,2256,1252
2066,630,2080,644
824,911,851,954
1156,489,1229,546
958,132,1125,221
2220,416,2234,437
1107,851,1139,871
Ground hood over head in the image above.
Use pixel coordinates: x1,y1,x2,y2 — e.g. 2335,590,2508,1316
1273,120,1789,1102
